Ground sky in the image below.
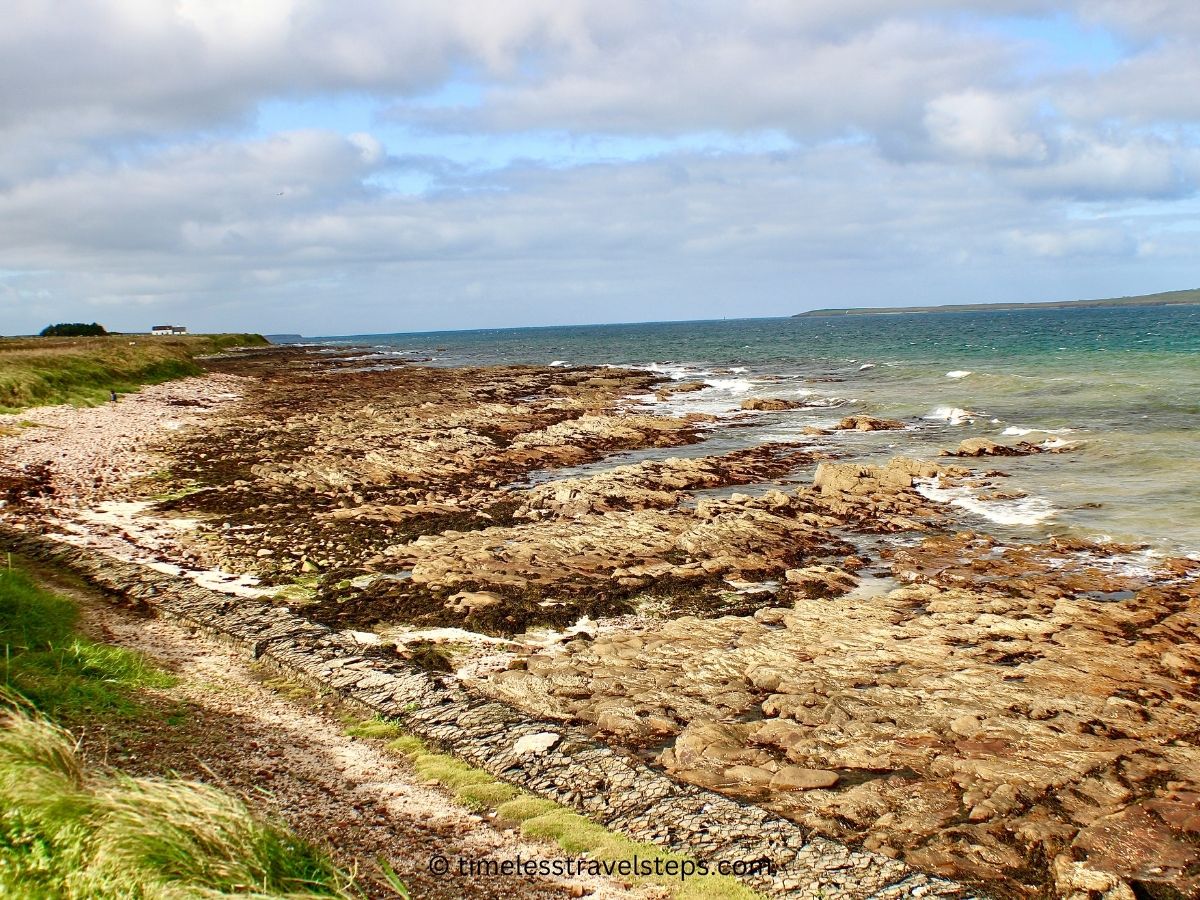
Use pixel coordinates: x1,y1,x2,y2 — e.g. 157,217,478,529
2,1,1199,336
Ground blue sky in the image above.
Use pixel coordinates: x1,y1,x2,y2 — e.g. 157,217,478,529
1,2,1198,335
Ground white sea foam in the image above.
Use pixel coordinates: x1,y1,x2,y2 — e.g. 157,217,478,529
804,397,851,408
636,362,716,380
946,370,972,378
1039,437,1080,450
924,406,975,425
549,360,570,367
703,377,754,394
858,363,876,370
916,477,1055,527
1001,425,1076,437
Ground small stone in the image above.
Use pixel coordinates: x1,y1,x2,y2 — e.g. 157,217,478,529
512,732,560,755
950,715,983,737
769,766,840,791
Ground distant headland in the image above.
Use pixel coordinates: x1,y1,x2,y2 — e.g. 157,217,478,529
794,286,1200,317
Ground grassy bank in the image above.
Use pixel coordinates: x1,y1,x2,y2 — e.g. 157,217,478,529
0,566,171,721
0,333,268,412
0,564,360,899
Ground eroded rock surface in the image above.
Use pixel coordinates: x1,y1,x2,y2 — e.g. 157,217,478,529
7,345,1197,899
476,530,1200,897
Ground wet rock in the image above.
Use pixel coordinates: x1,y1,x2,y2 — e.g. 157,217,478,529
836,415,906,431
942,437,1066,458
741,398,804,411
516,444,814,519
784,565,858,599
1070,796,1200,897
655,380,707,400
477,530,1200,894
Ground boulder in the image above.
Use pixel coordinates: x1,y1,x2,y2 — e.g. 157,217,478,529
770,766,840,791
812,458,942,496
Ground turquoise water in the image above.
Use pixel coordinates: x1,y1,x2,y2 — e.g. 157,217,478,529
319,304,1200,554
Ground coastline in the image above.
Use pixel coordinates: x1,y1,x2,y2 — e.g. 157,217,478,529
793,286,1200,317
2,344,1198,898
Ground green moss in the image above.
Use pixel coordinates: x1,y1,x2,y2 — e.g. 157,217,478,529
678,876,764,900
385,735,426,756
411,754,494,789
493,797,561,822
344,717,405,740
273,574,323,605
149,483,205,503
455,781,520,810
519,810,621,853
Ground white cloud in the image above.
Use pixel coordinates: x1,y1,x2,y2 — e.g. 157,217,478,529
924,90,1049,163
1007,225,1136,257
1007,133,1195,198
1,1,1199,334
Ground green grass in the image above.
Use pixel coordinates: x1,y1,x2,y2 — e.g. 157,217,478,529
344,718,764,900
0,565,370,898
0,708,357,899
0,333,268,412
0,567,173,721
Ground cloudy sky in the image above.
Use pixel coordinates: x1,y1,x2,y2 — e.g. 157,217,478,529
2,1,1199,335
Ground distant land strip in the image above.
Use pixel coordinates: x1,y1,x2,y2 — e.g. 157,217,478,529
794,286,1200,317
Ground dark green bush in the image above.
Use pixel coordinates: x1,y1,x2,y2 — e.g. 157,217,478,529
38,323,108,337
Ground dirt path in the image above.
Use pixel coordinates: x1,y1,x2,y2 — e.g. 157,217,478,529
32,564,661,900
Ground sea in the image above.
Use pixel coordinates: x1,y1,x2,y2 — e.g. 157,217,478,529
313,304,1200,558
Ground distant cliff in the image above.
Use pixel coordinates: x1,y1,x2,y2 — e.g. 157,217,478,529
794,287,1200,317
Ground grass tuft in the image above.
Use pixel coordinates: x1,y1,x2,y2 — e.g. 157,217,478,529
0,708,357,899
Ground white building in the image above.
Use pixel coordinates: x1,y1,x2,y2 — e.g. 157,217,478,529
150,325,187,335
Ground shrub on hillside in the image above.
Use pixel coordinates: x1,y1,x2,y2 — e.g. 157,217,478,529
39,323,108,337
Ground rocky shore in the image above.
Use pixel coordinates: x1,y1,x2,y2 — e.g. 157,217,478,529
2,344,1197,899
